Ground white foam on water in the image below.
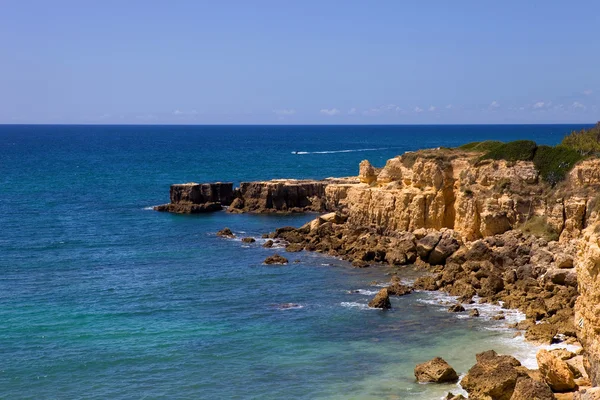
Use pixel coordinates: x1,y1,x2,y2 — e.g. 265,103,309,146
292,147,394,155
340,302,372,310
142,206,155,210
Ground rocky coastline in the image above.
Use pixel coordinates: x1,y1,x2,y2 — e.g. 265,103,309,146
158,146,600,399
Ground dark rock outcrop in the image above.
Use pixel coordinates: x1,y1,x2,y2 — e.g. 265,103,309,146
264,254,289,265
368,288,391,309
154,182,233,213
217,227,235,238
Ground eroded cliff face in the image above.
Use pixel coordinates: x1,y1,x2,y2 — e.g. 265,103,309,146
333,150,600,242
575,224,600,385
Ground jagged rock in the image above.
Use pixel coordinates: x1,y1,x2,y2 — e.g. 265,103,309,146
551,349,577,361
386,283,413,296
428,230,461,265
445,394,467,400
414,357,459,383
263,240,274,248
526,323,558,345
413,275,439,291
263,254,288,265
217,227,235,238
470,308,480,317
448,303,465,312
509,377,556,400
154,202,223,214
461,350,524,400
493,314,506,320
555,254,574,269
358,160,378,184
285,243,304,252
536,349,576,392
368,288,391,309
416,232,442,260
242,237,256,243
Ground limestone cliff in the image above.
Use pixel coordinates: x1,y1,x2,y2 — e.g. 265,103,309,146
575,224,600,385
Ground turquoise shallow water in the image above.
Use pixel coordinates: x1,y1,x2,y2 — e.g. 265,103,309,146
0,124,591,399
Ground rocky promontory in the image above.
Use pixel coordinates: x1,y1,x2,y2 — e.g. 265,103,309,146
160,126,600,397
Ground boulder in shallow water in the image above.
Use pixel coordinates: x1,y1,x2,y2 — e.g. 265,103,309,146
368,288,391,309
242,237,256,243
448,303,465,312
470,308,480,317
264,254,289,265
414,357,459,383
445,393,467,400
217,227,236,238
263,240,274,248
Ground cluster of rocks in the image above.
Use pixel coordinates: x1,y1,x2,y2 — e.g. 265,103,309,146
265,212,578,343
416,348,591,400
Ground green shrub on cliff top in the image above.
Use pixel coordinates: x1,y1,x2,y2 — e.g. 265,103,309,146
480,140,537,162
459,140,503,153
533,145,583,186
561,122,600,155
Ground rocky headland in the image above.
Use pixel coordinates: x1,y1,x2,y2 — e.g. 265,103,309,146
157,126,600,398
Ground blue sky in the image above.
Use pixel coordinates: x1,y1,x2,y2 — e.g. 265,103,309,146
1,1,598,124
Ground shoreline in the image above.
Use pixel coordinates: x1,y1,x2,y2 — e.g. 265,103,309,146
158,139,600,398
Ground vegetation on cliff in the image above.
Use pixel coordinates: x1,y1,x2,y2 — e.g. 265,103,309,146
561,122,600,155
459,124,600,185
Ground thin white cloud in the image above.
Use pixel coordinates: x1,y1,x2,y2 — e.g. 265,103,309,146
173,109,199,116
320,108,340,116
428,106,436,112
583,89,593,95
414,106,423,113
347,108,357,115
572,101,586,110
489,101,500,108
273,109,296,116
445,104,453,109
363,108,382,116
533,102,545,109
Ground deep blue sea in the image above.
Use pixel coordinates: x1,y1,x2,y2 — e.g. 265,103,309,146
0,124,591,399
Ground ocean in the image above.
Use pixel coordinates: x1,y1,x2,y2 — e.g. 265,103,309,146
0,124,591,399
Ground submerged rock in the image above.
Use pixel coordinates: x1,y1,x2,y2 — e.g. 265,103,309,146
263,254,289,265
414,357,459,383
217,227,235,238
368,288,391,309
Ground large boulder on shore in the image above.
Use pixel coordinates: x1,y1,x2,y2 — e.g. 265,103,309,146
368,288,391,309
536,349,576,392
414,357,459,383
461,350,525,400
358,160,378,184
509,377,556,400
416,231,442,260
